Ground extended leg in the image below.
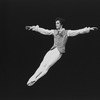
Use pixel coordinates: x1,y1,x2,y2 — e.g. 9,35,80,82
27,48,62,86
27,61,47,86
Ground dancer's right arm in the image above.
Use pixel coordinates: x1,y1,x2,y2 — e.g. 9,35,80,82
25,25,54,35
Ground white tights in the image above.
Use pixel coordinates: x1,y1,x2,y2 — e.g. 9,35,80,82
27,48,62,86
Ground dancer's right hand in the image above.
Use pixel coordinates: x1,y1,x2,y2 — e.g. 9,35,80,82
25,26,31,30
25,26,36,30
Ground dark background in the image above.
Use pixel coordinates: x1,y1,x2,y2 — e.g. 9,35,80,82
1,0,100,100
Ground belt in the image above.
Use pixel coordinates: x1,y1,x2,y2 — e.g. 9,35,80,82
50,46,56,50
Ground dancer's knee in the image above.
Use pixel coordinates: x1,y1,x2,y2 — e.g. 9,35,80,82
44,68,48,73
39,61,47,69
44,64,52,72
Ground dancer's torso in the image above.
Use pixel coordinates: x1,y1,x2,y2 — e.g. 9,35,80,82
51,29,68,53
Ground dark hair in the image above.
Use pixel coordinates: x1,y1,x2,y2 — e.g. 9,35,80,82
55,17,65,25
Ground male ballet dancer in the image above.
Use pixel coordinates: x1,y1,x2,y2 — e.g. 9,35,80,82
25,18,98,86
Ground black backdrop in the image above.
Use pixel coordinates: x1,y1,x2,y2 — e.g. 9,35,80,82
1,0,100,100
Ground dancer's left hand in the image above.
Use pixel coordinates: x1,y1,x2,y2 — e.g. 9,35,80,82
88,27,98,31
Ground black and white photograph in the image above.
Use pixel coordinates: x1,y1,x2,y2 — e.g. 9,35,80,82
1,0,100,100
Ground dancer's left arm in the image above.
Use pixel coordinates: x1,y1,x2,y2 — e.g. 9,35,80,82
67,27,98,37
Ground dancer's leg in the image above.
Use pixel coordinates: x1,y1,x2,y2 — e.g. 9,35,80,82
35,48,62,82
27,48,62,86
27,61,47,86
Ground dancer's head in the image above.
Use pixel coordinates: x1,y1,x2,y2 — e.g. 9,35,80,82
55,17,65,29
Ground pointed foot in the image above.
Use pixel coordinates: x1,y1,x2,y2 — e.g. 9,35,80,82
27,81,36,86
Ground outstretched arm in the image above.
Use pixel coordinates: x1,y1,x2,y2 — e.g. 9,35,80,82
25,25,54,35
67,27,98,37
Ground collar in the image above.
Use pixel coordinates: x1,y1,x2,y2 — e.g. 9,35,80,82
57,28,65,33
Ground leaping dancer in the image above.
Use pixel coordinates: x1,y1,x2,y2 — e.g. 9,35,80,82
25,18,98,86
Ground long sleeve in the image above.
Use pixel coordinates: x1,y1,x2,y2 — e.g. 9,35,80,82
67,27,90,37
34,25,54,35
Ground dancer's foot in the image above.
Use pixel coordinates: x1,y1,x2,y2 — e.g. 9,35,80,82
27,81,36,86
27,76,36,86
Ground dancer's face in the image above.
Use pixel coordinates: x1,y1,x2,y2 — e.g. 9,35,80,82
56,20,62,30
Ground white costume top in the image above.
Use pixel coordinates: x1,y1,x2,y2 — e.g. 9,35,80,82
51,29,68,53
33,25,91,53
